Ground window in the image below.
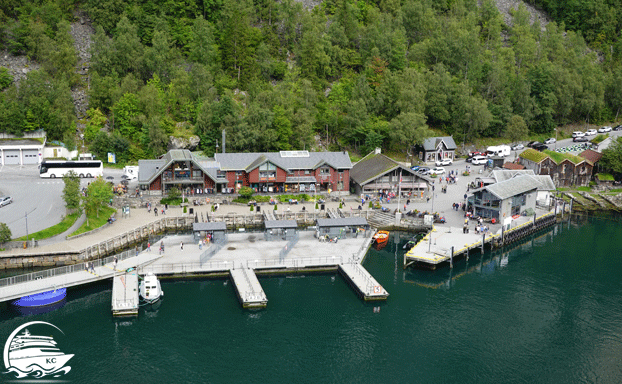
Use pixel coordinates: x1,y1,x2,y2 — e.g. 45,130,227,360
217,170,226,178
192,170,202,178
259,163,276,171
320,167,331,175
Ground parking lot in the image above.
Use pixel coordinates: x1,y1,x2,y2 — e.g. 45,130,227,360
0,165,127,239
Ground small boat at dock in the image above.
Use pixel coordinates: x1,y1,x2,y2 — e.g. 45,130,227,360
373,231,390,244
12,288,67,307
139,273,163,304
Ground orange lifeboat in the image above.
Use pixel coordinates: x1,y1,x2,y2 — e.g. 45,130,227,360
373,230,390,244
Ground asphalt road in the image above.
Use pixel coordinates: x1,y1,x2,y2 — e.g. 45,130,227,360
0,165,131,239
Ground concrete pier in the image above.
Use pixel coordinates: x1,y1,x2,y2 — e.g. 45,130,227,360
230,269,267,308
111,272,139,316
339,263,388,300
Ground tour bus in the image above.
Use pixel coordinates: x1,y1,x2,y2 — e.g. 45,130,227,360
39,160,104,178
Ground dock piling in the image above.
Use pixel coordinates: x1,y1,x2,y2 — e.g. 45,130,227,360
450,246,454,269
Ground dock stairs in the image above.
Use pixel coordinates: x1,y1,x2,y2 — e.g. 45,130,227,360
368,211,396,228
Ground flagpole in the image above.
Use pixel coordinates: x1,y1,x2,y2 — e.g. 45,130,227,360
397,168,402,212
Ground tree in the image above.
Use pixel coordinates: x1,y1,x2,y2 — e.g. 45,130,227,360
83,177,113,226
0,222,11,244
504,115,529,145
62,171,81,213
601,137,622,176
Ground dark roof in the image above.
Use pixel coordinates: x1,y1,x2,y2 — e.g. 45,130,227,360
192,222,227,231
265,220,298,229
139,150,219,185
422,136,457,151
579,149,603,164
215,151,352,171
350,152,420,186
316,217,368,227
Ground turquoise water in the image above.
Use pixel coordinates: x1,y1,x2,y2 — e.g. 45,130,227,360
1,216,622,383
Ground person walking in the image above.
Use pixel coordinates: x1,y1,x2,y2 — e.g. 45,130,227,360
147,242,151,252
180,241,184,251
113,256,118,270
199,239,203,250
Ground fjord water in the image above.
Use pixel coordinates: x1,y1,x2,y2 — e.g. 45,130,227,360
2,216,622,383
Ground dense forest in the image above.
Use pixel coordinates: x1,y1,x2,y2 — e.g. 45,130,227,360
0,0,621,162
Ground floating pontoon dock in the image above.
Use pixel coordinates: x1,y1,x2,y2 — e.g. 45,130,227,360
111,271,139,317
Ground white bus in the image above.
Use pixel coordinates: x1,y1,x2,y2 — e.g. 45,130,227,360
39,160,104,178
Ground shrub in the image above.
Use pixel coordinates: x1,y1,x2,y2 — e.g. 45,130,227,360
183,206,187,213
250,204,254,211
274,204,278,210
369,201,373,208
239,186,254,198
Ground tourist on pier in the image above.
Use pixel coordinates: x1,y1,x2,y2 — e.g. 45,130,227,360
147,242,151,252
180,241,184,251
199,239,203,250
113,256,118,270
155,208,158,216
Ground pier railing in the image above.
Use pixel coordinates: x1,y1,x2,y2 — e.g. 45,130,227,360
246,255,343,269
139,260,232,274
0,247,143,289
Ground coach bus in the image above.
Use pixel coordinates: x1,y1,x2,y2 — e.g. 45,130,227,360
39,160,104,178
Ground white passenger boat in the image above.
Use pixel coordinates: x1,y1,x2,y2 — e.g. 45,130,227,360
139,273,163,304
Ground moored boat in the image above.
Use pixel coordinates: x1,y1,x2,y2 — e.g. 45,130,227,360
139,272,163,304
12,288,67,307
373,230,390,244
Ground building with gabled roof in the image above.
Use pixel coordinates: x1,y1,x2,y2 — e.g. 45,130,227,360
139,149,353,195
349,148,430,196
518,149,593,187
468,174,553,222
414,136,457,163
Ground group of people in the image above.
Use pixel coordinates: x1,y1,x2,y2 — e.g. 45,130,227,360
439,170,460,185
452,202,466,211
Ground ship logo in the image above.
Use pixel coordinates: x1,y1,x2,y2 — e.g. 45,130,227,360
3,321,73,379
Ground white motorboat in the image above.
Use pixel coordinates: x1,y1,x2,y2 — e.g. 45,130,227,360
139,273,163,303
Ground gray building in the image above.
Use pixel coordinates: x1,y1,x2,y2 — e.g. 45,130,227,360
415,136,457,163
468,174,551,222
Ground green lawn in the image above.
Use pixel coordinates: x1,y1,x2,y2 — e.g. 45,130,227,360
70,206,116,236
13,212,81,241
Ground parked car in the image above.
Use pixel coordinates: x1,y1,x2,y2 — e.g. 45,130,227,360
544,138,556,144
0,196,13,207
572,131,585,138
527,141,541,148
573,136,589,142
417,167,430,175
533,144,549,151
511,144,524,150
435,158,453,166
613,124,622,131
598,126,612,133
411,165,420,171
471,155,488,165
430,167,446,175
585,129,597,136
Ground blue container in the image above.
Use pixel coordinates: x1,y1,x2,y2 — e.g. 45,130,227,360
12,288,67,307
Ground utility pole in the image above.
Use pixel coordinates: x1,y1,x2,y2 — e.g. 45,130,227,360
25,211,28,244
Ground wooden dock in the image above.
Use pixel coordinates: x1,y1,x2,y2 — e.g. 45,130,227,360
404,211,559,269
230,268,268,308
111,272,139,317
338,263,388,301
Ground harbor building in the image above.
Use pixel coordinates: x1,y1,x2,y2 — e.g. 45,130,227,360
138,149,352,196
350,148,430,196
413,136,457,163
467,173,555,221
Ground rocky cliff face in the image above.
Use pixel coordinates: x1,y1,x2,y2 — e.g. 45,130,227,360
168,135,201,151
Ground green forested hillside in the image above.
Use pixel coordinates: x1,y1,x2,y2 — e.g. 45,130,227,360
0,0,621,162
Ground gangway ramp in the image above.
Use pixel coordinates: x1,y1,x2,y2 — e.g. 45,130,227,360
230,268,267,308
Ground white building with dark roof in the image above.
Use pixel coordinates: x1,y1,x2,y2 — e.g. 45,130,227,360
415,136,457,163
